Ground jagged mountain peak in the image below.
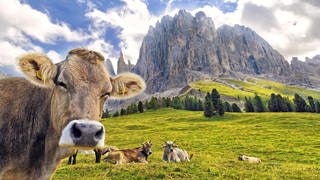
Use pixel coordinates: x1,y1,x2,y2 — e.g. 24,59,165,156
132,10,313,94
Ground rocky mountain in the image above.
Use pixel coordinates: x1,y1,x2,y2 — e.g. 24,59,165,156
132,10,292,93
105,59,116,76
289,55,320,88
117,51,133,74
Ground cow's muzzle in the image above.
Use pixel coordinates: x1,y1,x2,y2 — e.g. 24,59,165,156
59,119,105,148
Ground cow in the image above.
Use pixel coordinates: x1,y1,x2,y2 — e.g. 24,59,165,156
104,141,153,164
68,146,119,165
0,48,145,179
162,141,193,163
238,154,262,163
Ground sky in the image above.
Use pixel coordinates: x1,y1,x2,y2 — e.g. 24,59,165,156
0,0,319,74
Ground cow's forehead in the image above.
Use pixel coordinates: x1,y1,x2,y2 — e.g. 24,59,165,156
166,141,174,145
66,56,108,80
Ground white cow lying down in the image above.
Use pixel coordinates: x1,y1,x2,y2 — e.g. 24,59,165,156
162,141,193,162
238,154,261,163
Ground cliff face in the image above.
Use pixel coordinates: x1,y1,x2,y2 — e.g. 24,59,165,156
216,25,290,76
117,51,134,74
132,10,292,93
289,55,320,88
105,59,116,76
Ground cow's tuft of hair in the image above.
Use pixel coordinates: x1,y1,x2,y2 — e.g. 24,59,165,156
68,48,105,64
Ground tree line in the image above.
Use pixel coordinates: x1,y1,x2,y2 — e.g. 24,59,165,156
244,93,320,113
102,89,320,118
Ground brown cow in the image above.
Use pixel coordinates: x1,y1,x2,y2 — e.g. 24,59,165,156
0,48,145,179
104,141,153,164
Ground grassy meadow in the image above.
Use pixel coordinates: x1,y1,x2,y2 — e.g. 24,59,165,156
53,108,320,179
190,78,320,100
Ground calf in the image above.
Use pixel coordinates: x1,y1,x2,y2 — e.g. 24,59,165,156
162,141,193,163
238,154,262,163
68,146,119,165
0,48,145,179
104,141,152,164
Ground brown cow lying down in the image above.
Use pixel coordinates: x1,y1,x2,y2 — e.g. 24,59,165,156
238,154,262,163
104,141,153,164
0,48,145,179
162,141,193,162
68,146,119,165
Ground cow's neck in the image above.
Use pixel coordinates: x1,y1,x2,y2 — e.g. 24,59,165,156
2,81,72,179
41,127,73,179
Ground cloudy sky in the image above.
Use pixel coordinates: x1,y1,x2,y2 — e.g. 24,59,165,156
0,0,319,74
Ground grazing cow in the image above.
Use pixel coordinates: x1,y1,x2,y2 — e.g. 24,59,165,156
162,141,193,163
104,141,153,164
0,48,145,179
68,146,119,165
238,154,262,163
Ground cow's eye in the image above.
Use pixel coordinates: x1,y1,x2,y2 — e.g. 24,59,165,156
101,92,110,99
56,81,68,89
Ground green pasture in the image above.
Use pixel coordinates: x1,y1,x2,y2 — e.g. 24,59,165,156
54,108,320,179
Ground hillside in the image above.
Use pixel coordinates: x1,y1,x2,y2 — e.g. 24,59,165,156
53,109,320,179
189,77,320,101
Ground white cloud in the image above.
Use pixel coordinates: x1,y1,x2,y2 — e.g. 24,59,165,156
0,0,87,43
86,0,158,64
47,50,63,64
0,0,91,73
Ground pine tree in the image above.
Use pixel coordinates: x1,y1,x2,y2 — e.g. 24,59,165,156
231,103,241,112
268,93,278,112
113,111,120,117
253,94,265,112
244,97,254,112
217,99,225,116
149,96,159,109
204,92,214,118
102,108,111,118
293,93,307,112
171,96,183,109
120,108,127,116
138,101,144,113
283,96,293,112
211,88,220,111
307,96,316,113
224,102,232,112
315,100,320,113
198,99,204,111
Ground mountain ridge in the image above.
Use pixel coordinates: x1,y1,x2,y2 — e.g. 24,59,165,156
132,9,308,94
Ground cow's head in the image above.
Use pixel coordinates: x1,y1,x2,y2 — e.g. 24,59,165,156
19,48,145,148
163,141,178,152
141,141,153,157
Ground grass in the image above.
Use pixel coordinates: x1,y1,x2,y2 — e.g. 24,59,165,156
53,108,320,179
190,77,320,100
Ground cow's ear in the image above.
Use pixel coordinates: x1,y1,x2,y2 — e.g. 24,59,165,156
19,53,57,87
110,73,145,99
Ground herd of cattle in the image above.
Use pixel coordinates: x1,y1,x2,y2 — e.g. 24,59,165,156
68,140,194,165
0,48,260,179
67,141,261,165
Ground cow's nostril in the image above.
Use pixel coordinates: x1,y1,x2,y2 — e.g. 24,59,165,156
95,126,104,139
71,123,82,139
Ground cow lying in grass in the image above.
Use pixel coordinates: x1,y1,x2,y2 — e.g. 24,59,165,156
68,146,119,165
162,141,193,162
238,154,262,163
104,141,152,164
